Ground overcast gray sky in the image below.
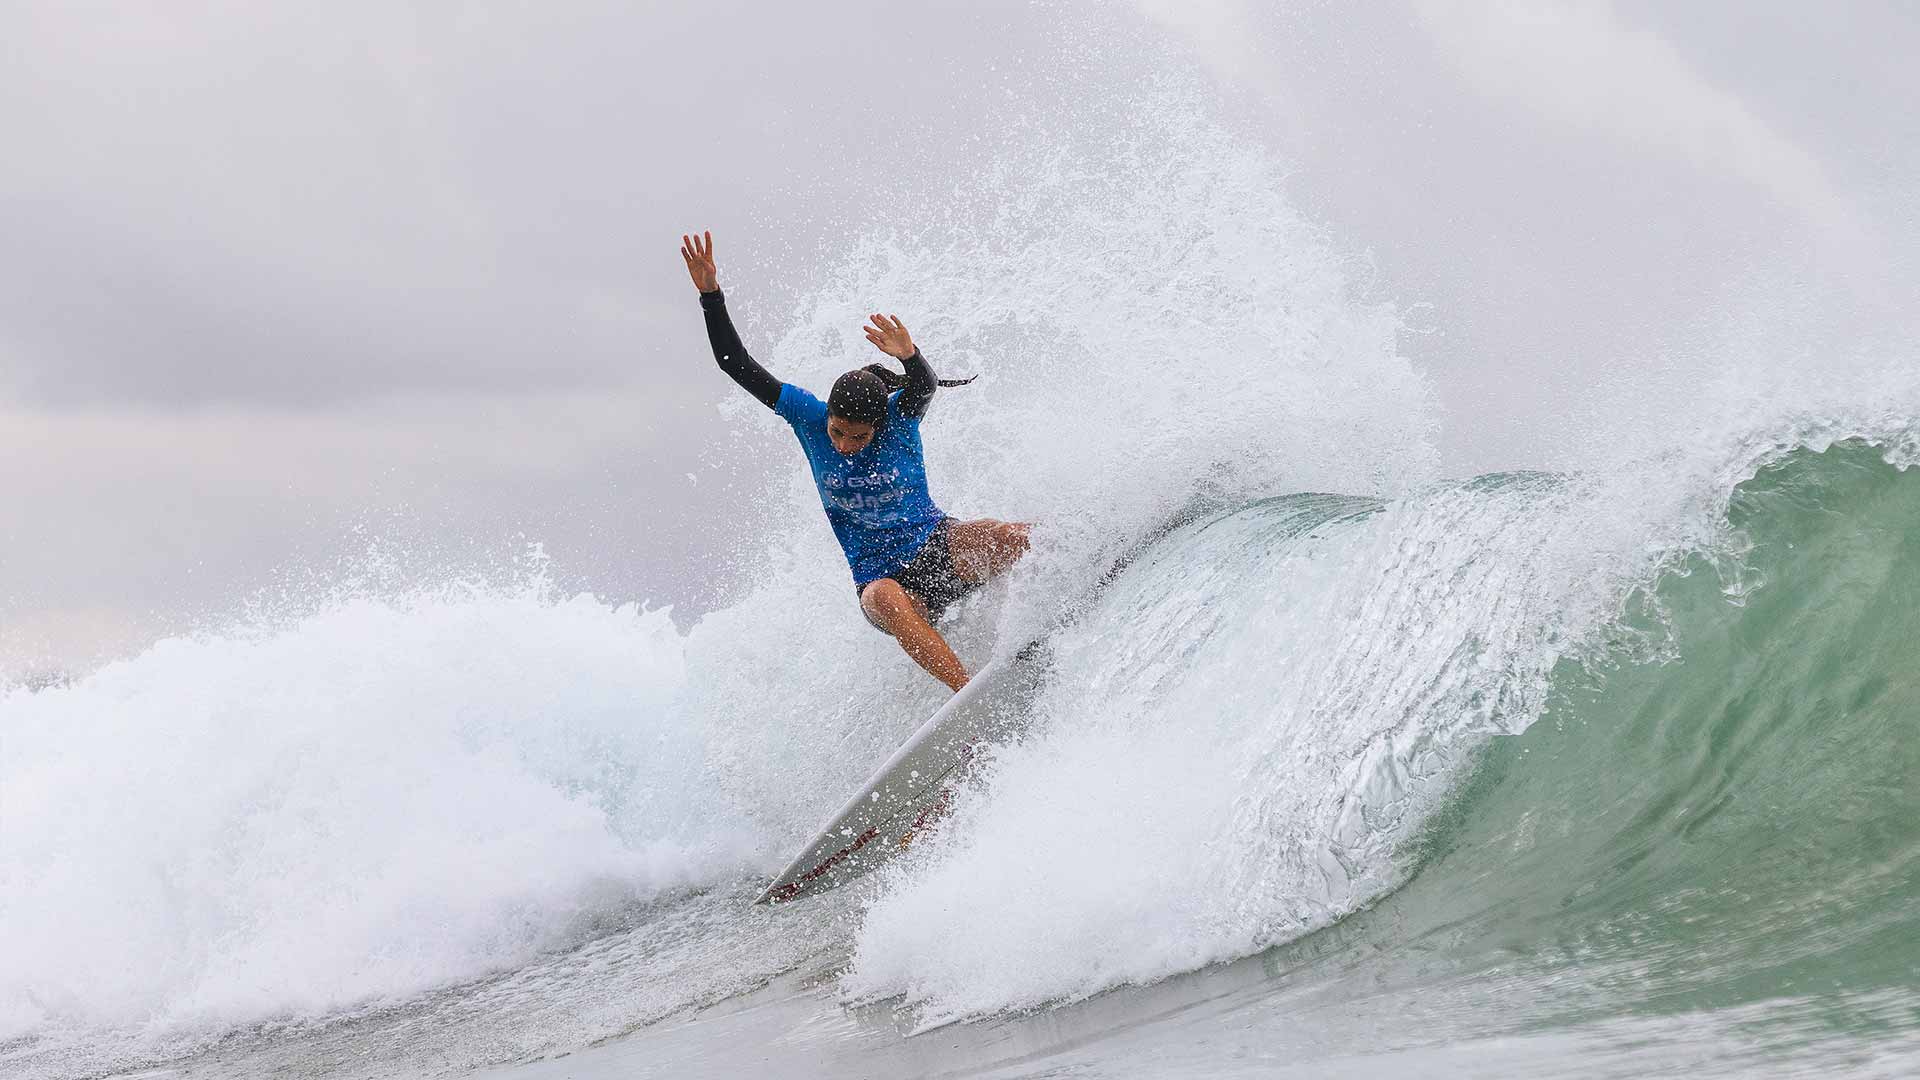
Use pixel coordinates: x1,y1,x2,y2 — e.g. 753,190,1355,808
3,0,1915,676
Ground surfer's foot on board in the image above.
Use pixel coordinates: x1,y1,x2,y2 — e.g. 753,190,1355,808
861,580,972,691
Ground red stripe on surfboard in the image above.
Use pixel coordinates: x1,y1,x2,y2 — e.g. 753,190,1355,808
766,743,978,904
767,826,882,904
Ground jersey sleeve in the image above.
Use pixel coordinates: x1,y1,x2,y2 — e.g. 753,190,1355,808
884,390,922,433
775,383,827,431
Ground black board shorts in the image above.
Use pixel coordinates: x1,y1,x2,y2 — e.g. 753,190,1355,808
857,518,985,633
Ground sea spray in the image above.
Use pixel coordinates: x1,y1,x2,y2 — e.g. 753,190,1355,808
676,82,1444,881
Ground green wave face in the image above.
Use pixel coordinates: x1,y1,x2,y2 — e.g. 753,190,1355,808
1316,440,1920,1049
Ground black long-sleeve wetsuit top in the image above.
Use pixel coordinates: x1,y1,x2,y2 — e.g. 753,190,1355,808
699,288,938,417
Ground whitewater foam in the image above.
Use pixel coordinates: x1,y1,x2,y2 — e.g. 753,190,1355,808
0,579,757,1047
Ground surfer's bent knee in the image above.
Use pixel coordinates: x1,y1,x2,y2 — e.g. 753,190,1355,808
860,578,914,634
953,518,1031,577
861,578,902,613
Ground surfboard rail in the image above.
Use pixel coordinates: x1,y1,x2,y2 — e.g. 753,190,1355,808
754,655,1036,904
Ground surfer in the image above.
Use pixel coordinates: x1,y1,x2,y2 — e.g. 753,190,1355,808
680,231,1030,692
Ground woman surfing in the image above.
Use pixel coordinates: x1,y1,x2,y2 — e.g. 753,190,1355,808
680,230,1030,691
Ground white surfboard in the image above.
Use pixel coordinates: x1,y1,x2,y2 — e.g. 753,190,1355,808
754,644,1046,904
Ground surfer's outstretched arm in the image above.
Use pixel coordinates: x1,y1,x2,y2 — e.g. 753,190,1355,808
682,231,780,410
898,348,936,418
864,314,938,418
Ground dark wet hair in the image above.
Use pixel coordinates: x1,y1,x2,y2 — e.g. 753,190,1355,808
826,364,978,427
826,369,891,426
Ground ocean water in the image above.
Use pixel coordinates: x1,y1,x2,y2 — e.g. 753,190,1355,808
6,72,1919,1080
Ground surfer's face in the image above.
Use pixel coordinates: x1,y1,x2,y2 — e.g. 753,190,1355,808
827,416,876,455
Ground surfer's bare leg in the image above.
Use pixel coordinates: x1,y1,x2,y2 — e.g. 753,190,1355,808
947,519,1031,582
861,579,970,692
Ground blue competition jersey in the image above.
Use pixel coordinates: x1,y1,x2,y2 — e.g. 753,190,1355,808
775,383,945,585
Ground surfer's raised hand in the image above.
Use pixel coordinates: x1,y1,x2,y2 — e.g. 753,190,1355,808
864,313,917,360
681,231,718,293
